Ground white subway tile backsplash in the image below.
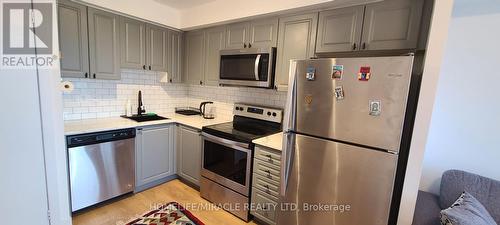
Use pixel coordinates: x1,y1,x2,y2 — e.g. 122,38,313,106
62,69,288,121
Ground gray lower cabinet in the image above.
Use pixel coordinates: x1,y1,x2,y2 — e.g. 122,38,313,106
362,0,424,51
275,13,318,90
176,125,202,186
135,125,175,191
168,31,183,83
87,8,121,80
204,26,225,86
146,24,168,72
184,30,205,85
251,145,282,225
316,6,365,53
57,0,89,78
120,17,146,70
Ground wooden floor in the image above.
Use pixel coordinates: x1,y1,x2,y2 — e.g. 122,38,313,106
72,179,259,225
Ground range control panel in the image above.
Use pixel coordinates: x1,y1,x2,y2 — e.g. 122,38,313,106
234,103,283,123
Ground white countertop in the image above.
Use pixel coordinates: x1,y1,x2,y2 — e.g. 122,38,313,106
252,132,283,151
65,114,284,151
64,114,232,135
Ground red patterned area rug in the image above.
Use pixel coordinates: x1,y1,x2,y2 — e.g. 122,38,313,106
126,202,205,225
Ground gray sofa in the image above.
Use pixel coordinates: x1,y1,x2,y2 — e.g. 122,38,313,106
413,170,500,225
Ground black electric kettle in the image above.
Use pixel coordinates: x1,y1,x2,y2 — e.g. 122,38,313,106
199,101,214,119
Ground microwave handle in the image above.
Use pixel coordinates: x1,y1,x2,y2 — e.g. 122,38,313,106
254,54,261,80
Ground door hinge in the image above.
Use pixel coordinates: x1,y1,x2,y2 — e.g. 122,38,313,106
47,210,51,224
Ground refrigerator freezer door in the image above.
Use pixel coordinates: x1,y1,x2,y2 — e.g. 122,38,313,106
277,133,398,225
292,56,413,152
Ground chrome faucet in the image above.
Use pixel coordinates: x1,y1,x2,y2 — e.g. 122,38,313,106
137,90,145,115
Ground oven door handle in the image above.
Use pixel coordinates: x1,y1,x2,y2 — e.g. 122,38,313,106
254,54,261,81
202,132,250,150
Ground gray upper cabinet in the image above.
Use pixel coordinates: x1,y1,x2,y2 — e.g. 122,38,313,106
275,13,318,90
120,17,146,70
176,125,202,186
168,31,183,83
184,30,205,85
204,26,225,86
119,18,172,73
226,19,278,49
249,18,278,48
361,0,424,50
146,25,168,72
226,22,249,49
58,0,89,78
316,6,365,53
87,8,120,80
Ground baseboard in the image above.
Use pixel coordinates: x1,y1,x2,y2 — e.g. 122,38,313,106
134,174,178,193
177,177,200,191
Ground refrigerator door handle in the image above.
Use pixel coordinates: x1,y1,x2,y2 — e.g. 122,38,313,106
283,60,298,133
281,60,298,197
280,131,295,197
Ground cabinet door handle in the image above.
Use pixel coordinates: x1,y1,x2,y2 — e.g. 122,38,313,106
149,65,152,70
93,74,96,79
352,43,357,50
248,43,252,48
362,42,367,50
243,43,247,48
169,78,172,83
84,72,88,78
199,80,203,85
143,65,146,70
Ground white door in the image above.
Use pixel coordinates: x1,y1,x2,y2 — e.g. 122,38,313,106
0,61,50,225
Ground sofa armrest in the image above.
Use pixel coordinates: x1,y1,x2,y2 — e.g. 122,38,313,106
412,191,442,225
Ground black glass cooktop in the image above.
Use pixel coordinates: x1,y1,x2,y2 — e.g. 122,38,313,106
202,116,281,143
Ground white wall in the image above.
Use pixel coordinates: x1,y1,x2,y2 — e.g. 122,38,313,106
420,0,500,194
179,0,376,29
78,0,378,30
0,0,68,224
397,0,454,224
78,0,181,29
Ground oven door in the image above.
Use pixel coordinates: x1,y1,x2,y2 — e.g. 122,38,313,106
201,132,252,196
219,48,275,88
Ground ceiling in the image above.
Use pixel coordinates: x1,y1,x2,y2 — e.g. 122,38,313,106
154,0,216,9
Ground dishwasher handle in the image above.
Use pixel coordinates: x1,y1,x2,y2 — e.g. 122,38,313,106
67,128,136,148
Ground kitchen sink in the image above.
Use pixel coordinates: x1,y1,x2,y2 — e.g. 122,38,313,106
175,107,201,116
121,114,169,122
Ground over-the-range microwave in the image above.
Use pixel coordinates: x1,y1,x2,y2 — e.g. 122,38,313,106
219,47,276,88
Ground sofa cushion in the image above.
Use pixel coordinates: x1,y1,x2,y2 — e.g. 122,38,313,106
440,170,500,223
413,191,442,225
440,192,497,225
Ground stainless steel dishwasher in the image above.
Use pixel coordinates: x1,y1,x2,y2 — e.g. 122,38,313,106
67,128,136,212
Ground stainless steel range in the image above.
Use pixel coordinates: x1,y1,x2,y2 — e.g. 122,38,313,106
201,104,282,221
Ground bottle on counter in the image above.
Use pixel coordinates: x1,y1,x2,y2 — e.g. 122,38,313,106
125,99,133,117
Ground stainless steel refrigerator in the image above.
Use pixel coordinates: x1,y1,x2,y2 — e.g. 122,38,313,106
278,56,416,225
